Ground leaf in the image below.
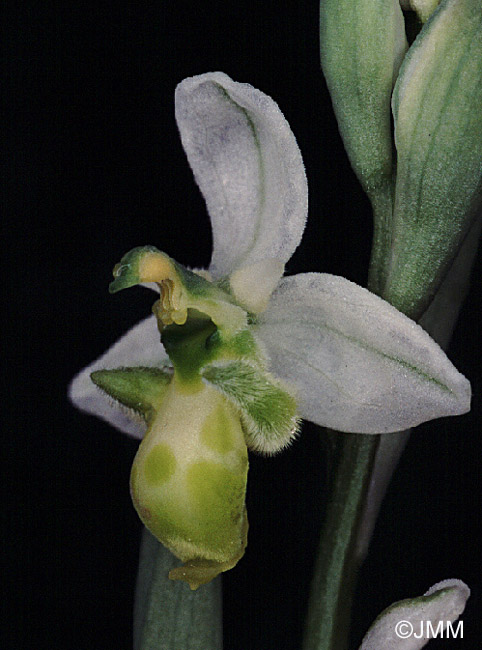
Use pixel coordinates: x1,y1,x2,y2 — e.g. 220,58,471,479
134,528,222,650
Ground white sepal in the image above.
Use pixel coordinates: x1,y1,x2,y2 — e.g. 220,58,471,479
253,274,471,433
175,72,307,280
359,579,470,649
68,315,169,439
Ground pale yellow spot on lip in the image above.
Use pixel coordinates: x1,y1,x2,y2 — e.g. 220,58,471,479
201,403,236,455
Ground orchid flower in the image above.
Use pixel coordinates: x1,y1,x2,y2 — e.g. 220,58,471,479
69,72,470,590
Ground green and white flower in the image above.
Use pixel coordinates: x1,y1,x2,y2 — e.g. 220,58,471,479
69,72,470,589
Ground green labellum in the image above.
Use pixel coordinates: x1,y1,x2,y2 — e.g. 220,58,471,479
130,380,249,590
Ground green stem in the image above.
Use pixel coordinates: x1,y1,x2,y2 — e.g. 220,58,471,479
367,180,394,297
303,183,404,650
302,433,380,650
134,527,223,650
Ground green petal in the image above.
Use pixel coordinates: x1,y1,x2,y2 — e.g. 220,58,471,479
91,366,172,421
202,360,300,454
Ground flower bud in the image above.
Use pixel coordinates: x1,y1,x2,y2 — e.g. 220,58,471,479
320,0,407,196
384,0,482,318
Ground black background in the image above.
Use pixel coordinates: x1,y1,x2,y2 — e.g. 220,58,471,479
4,2,481,649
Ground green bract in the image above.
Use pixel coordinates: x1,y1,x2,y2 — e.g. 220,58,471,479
385,0,482,317
70,73,470,588
401,0,442,23
320,0,482,314
320,0,407,195
320,0,407,293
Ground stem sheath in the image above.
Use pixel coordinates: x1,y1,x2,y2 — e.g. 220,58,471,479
302,434,379,650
